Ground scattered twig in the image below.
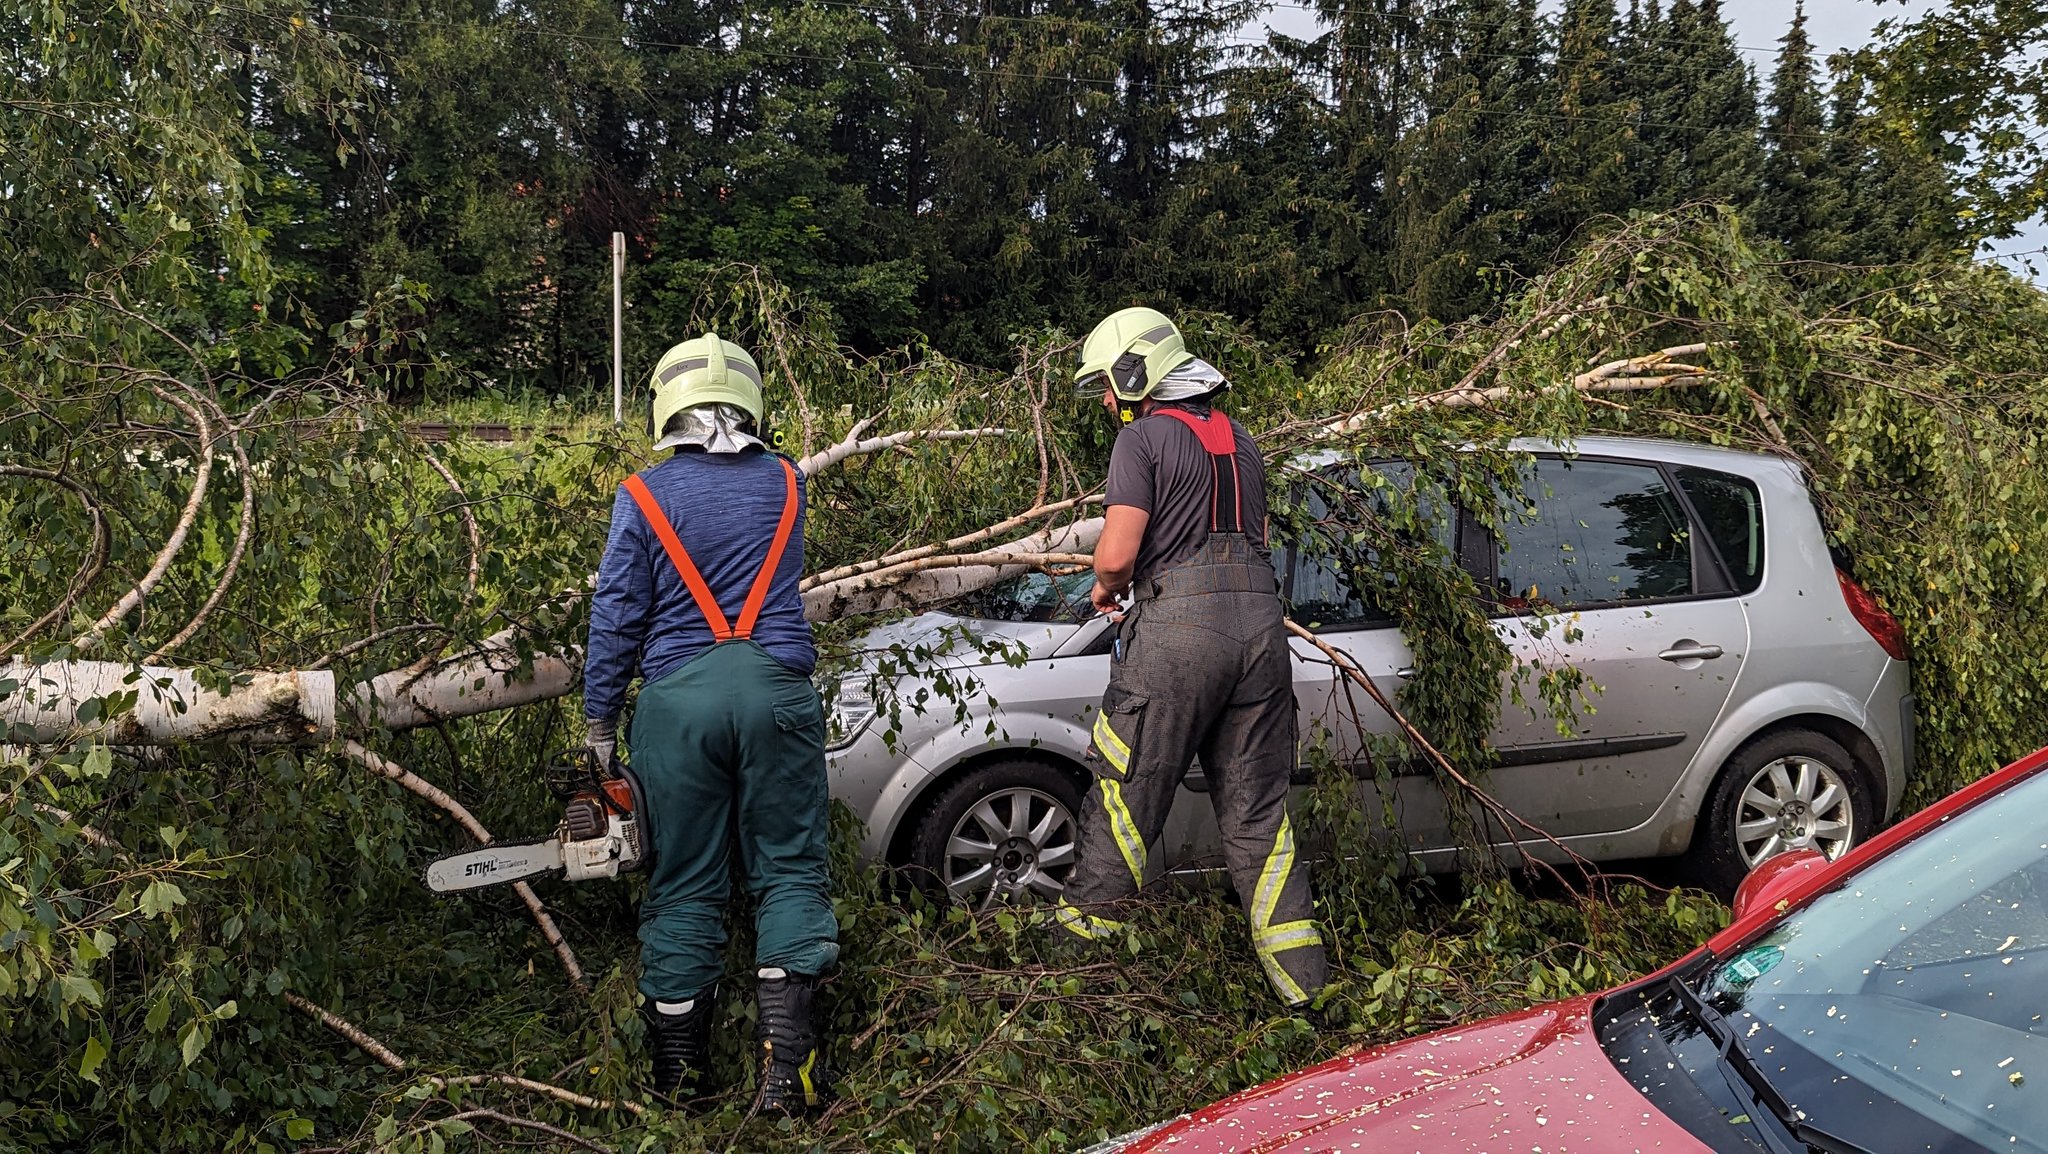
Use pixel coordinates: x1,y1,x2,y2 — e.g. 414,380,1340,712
388,1107,615,1154
430,1074,645,1117
284,994,645,1116
286,993,409,1071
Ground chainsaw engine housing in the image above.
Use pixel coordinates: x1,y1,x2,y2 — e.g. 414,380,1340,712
560,771,649,882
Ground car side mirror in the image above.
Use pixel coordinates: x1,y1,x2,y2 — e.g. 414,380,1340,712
1730,847,1829,922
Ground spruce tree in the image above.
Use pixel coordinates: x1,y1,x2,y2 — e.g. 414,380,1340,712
1390,0,1549,319
1754,3,1844,260
1631,0,1762,213
1822,68,1960,265
1535,0,1637,254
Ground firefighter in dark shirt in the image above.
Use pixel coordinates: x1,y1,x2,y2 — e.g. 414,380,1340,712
1055,307,1329,1013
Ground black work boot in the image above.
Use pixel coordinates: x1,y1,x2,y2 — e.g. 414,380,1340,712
642,987,716,1096
752,968,830,1114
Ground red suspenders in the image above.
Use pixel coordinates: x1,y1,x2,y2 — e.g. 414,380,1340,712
620,457,800,642
1153,407,1244,534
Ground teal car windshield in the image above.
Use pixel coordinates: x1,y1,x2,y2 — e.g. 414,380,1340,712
1694,768,2048,1152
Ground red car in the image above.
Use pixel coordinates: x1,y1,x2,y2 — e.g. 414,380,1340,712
1096,746,2048,1154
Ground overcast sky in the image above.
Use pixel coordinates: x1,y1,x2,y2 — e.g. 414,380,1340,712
1259,0,2044,278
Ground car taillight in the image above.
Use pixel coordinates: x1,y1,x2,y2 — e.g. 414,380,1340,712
1836,568,1909,661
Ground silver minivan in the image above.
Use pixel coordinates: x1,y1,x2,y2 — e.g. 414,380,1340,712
822,437,1915,900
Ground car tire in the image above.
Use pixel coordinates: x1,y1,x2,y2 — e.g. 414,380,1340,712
1688,728,1877,897
907,759,1084,911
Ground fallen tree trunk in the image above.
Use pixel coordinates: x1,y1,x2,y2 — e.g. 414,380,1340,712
1,660,336,744
3,510,1102,745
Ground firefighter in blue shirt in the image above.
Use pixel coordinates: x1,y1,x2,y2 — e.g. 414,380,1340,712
583,333,837,1110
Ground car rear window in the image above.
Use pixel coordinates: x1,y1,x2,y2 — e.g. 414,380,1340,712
1674,465,1765,595
1494,457,1693,608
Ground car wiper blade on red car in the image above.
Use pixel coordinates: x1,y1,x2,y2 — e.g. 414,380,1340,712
1658,973,1877,1154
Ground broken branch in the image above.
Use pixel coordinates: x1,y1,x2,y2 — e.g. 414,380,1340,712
339,740,587,992
0,466,110,655
284,995,645,1115
795,426,1010,476
77,384,216,648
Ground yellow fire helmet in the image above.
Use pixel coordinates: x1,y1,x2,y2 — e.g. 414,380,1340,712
1074,307,1196,423
648,332,764,439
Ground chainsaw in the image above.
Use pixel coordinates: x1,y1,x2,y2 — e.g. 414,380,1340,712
424,749,651,893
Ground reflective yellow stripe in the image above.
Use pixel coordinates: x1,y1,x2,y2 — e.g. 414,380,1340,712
1250,817,1311,1004
1054,901,1124,941
1099,779,1147,889
796,1048,819,1106
1250,816,1297,933
1258,949,1310,1006
1254,919,1323,954
1092,711,1131,776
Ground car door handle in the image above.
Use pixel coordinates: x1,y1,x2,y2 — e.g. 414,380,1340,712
1396,666,1417,680
1658,643,1724,662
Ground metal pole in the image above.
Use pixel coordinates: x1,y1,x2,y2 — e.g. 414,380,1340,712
611,232,625,425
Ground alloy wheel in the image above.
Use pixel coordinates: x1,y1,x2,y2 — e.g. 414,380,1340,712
1734,754,1856,867
940,786,1077,910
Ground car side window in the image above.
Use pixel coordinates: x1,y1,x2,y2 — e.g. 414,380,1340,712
1282,462,1456,630
1494,458,1693,609
1674,465,1765,595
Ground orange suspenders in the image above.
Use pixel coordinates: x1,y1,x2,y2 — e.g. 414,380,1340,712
620,457,800,643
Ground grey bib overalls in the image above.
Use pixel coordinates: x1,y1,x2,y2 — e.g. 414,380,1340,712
1056,407,1328,1007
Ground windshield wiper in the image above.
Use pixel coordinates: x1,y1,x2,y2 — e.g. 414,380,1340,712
1657,974,1877,1154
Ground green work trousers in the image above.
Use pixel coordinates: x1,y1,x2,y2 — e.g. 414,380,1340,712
628,640,839,1002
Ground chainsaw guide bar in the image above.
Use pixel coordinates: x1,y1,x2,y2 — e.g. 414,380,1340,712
425,838,565,892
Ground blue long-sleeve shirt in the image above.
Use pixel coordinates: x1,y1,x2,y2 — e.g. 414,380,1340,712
584,451,816,722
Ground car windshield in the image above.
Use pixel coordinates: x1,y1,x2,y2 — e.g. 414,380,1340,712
945,568,1099,624
1675,767,2048,1151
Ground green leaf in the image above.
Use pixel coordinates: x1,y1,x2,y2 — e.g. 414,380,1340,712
58,973,103,1008
285,1118,315,1140
179,1021,208,1067
138,880,187,919
144,996,173,1033
79,1035,107,1084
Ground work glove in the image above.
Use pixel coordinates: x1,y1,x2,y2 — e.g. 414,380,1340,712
585,717,618,772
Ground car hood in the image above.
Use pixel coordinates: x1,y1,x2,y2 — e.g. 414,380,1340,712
1130,994,1703,1154
846,610,1079,666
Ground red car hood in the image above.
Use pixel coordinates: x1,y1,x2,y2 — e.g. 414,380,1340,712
1130,994,1706,1153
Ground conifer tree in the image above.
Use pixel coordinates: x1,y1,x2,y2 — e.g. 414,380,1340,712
1822,68,1959,265
1631,0,1762,213
1534,0,1637,253
1390,0,1549,318
1754,3,1845,260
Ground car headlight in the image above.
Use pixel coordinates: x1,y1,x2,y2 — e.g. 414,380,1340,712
824,675,877,751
